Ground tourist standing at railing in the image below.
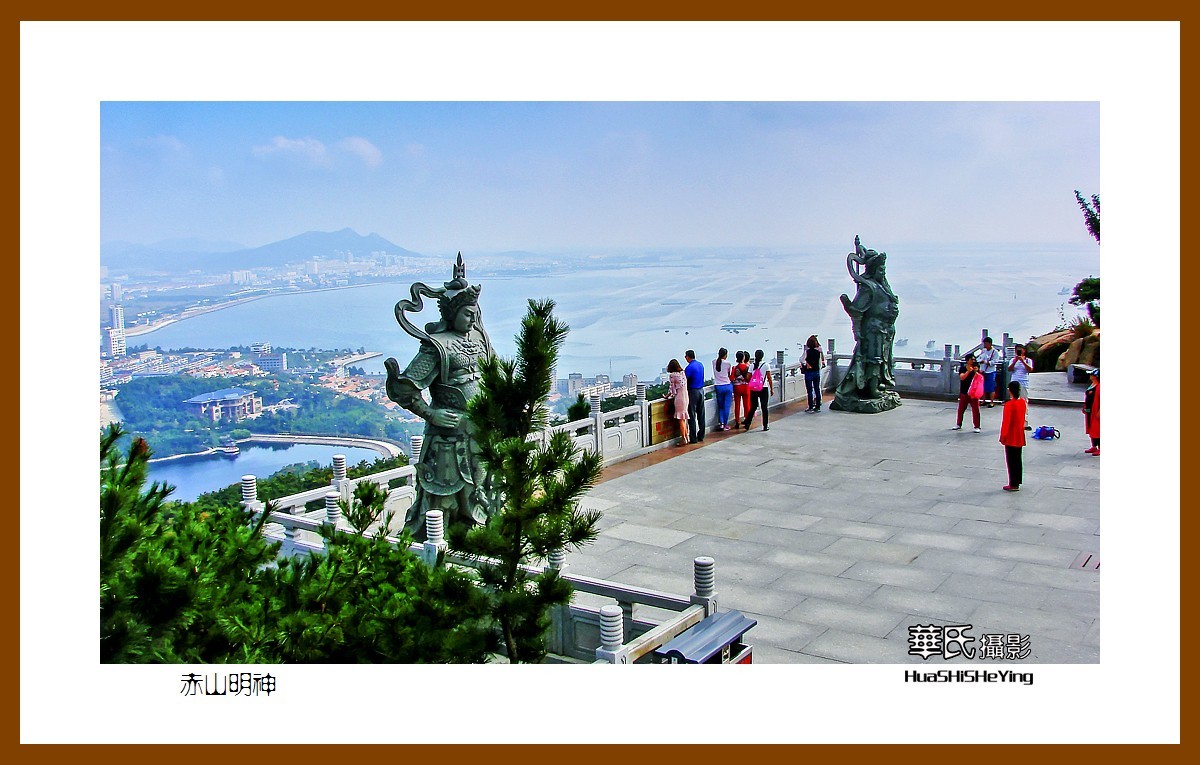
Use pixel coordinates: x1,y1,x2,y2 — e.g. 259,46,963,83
666,358,691,445
1008,344,1034,430
684,350,707,443
1083,368,1100,456
712,348,734,431
803,335,825,413
731,351,751,429
742,349,775,431
952,354,982,432
976,336,1003,409
1000,380,1028,491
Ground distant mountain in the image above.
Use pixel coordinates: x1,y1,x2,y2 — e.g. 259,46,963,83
101,228,428,274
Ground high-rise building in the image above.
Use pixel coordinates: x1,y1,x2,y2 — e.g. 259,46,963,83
250,341,272,355
595,374,611,386
109,305,125,332
110,283,123,303
256,353,288,373
622,373,639,390
567,373,584,396
105,327,126,359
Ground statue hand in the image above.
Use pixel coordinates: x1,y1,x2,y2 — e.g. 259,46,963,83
429,409,461,428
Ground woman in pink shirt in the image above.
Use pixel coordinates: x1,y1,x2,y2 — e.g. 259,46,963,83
666,358,691,445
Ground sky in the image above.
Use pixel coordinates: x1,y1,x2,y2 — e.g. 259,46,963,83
100,101,1100,253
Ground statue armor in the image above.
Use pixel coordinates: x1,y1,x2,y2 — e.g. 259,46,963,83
385,254,495,539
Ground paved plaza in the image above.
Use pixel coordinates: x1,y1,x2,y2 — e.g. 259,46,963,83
567,390,1100,664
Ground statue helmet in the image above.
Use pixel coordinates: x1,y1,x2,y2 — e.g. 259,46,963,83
437,252,482,322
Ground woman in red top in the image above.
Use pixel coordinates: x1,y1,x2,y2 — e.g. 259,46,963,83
730,351,751,429
999,380,1028,492
1083,368,1100,456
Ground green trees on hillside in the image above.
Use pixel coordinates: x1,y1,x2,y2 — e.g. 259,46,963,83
112,375,413,458
101,424,492,663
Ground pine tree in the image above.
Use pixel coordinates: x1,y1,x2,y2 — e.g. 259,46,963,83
567,392,590,422
452,299,603,663
238,481,496,663
101,423,495,663
100,423,277,662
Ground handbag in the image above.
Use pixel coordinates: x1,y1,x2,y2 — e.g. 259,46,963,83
1032,426,1061,440
967,371,984,400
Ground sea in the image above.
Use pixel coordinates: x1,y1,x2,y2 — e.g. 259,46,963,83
129,246,1097,498
130,246,1098,384
146,443,385,503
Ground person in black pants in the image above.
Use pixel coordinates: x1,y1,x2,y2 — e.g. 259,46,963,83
803,335,825,412
999,380,1028,491
742,349,775,431
683,349,707,443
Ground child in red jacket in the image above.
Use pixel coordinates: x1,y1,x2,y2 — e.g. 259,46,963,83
1000,380,1028,491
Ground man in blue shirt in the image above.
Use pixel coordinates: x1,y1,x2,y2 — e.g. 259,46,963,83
684,350,707,443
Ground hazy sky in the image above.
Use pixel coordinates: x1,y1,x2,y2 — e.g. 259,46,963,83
100,101,1100,252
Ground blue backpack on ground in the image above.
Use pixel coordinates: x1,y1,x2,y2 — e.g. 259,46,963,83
1032,426,1060,440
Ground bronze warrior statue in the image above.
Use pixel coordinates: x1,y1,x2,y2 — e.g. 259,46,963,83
384,253,495,540
830,235,902,413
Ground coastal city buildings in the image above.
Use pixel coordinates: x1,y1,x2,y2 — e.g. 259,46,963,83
183,387,263,422
105,304,127,359
255,352,288,373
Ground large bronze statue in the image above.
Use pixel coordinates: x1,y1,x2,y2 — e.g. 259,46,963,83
830,235,902,413
385,254,494,540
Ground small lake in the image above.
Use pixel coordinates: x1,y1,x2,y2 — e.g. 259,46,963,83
147,443,385,502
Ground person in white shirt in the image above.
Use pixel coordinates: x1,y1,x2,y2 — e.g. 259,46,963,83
976,336,1003,409
1008,344,1034,430
712,348,734,431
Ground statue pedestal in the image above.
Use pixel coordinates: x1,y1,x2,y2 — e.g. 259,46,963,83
829,391,902,414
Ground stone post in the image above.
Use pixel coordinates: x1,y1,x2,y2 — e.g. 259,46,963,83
690,556,718,616
595,604,629,664
942,344,955,395
590,394,604,458
1000,332,1013,400
241,474,257,505
775,350,786,406
635,382,649,448
332,453,351,503
422,509,448,567
240,474,263,517
546,546,568,656
324,491,341,530
824,338,838,392
954,344,961,360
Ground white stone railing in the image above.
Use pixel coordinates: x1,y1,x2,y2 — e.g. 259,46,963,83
824,328,1016,399
241,474,725,663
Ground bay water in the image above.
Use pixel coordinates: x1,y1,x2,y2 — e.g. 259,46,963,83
131,247,1098,384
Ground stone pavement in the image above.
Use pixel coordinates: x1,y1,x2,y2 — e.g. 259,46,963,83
567,395,1099,663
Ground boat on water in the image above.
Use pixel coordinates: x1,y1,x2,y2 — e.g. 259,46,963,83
1058,287,1071,295
896,338,909,347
